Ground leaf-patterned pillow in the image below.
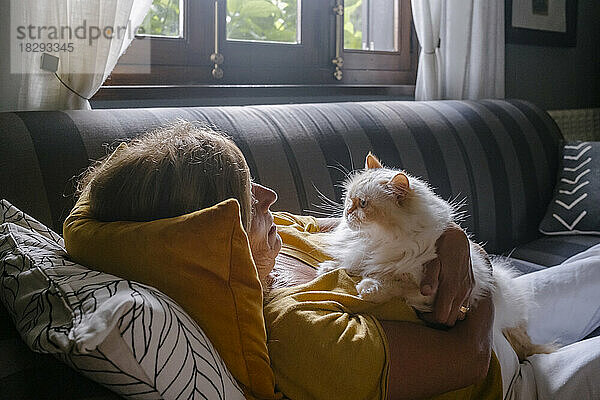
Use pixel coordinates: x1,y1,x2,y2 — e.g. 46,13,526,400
539,142,600,235
0,199,244,400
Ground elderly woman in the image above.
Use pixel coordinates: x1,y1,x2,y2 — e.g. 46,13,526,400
71,122,600,400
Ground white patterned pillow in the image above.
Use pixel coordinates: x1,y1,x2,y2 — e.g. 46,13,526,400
539,141,600,235
0,199,244,400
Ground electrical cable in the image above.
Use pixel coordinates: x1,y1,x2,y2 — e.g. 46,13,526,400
54,72,90,100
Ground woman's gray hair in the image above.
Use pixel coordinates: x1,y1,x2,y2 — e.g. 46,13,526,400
79,120,252,229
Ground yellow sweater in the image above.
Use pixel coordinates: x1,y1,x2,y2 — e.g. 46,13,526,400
265,212,502,400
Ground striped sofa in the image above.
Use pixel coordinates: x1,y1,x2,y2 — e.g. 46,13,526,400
1,100,599,399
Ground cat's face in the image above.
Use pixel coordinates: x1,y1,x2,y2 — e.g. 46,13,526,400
342,153,455,235
343,153,412,230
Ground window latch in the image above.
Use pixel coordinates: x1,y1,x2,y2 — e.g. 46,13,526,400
210,0,224,80
332,0,344,81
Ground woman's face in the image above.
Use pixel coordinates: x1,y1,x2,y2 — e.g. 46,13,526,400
248,183,282,282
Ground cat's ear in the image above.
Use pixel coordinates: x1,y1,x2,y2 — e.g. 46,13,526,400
365,152,383,169
388,172,410,198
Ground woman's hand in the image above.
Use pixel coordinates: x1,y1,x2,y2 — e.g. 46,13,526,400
420,224,475,327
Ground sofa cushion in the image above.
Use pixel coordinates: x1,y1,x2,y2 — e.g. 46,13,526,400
0,199,244,400
539,141,600,236
510,234,600,267
1,100,563,255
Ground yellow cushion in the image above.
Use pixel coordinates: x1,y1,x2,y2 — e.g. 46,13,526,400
63,195,277,400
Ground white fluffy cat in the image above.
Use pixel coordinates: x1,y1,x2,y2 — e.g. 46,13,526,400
317,153,553,360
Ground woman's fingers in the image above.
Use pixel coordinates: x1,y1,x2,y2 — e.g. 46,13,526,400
429,277,452,325
428,226,475,326
447,296,467,326
446,274,474,325
421,258,441,296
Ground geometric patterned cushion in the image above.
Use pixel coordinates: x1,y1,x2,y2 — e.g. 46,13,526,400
0,199,244,400
539,141,600,235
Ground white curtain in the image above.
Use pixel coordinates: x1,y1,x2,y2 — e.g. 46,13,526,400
1,0,151,111
412,0,442,101
412,0,505,100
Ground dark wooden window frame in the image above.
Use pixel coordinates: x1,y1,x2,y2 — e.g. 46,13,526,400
96,0,417,101
342,0,415,84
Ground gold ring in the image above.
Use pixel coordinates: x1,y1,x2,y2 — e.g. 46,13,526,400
459,305,471,314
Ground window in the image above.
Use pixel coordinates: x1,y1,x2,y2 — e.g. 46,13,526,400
344,0,396,51
103,0,416,89
226,0,300,43
340,0,414,84
138,0,184,38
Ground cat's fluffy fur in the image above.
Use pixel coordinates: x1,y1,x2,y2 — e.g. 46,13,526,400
317,153,553,360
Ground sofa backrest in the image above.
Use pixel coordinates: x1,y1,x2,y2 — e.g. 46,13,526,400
0,100,562,254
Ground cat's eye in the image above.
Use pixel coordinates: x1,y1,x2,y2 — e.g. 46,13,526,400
359,199,368,208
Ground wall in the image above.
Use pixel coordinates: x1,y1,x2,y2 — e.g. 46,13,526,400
505,0,600,110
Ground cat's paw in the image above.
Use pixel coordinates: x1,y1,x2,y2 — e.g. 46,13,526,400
356,278,389,303
317,260,339,276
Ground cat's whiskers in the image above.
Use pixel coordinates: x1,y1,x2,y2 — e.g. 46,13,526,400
303,209,337,217
346,145,355,172
309,184,344,218
327,163,352,182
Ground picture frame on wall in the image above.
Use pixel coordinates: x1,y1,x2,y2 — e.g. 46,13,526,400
506,0,578,47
